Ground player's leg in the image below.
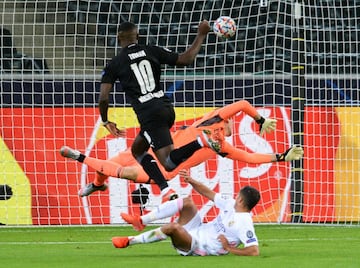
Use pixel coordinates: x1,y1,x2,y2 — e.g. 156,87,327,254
147,126,202,172
161,223,193,253
131,133,177,202
152,126,222,171
112,223,192,252
121,197,197,231
150,105,219,171
60,146,131,179
60,146,138,196
114,198,198,250
112,226,168,248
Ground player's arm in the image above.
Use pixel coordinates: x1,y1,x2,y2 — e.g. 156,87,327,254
218,234,259,256
222,142,274,163
216,100,277,136
223,143,304,163
99,83,125,137
179,169,215,201
176,20,210,66
226,245,259,256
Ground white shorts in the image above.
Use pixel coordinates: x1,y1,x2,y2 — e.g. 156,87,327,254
175,211,202,256
175,212,223,256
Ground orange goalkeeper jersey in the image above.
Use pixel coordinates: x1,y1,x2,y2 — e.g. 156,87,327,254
113,100,273,183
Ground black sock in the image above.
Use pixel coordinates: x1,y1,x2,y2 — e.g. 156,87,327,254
168,140,201,167
140,154,168,190
78,154,85,163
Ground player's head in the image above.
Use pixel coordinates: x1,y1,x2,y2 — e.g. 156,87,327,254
238,186,260,211
117,21,139,46
224,118,233,137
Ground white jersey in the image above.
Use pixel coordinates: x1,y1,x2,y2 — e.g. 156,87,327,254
179,193,258,256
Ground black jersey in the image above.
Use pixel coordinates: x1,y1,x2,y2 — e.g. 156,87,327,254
101,43,179,124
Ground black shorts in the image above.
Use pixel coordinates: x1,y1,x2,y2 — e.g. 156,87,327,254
138,103,175,129
140,126,173,151
138,104,175,151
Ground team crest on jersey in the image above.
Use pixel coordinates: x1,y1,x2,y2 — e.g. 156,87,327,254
246,230,254,238
246,230,257,243
228,220,235,227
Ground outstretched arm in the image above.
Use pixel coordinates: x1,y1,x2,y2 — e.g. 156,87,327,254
222,143,304,163
217,100,259,120
179,169,215,201
216,100,277,136
222,142,274,163
176,20,210,66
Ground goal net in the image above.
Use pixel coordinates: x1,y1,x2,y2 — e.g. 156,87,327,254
0,0,359,225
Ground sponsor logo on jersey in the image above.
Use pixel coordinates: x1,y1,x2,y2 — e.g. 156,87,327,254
138,90,164,103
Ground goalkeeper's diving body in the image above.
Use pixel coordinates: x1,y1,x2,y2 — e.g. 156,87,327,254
60,99,304,197
112,169,261,256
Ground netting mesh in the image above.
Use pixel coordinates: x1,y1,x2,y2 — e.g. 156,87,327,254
0,0,359,225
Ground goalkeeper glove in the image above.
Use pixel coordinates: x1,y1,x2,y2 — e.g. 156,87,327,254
256,117,277,136
276,146,304,161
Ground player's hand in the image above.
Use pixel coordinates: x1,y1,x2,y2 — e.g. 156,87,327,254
104,121,126,137
259,118,277,136
179,169,193,183
277,146,304,161
217,234,230,250
198,20,211,35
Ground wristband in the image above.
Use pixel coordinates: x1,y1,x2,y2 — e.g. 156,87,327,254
102,120,109,126
255,117,265,125
276,153,285,161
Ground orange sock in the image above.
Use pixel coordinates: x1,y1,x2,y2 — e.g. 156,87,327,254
83,157,124,185
94,172,107,187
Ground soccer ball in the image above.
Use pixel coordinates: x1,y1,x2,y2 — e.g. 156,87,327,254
213,16,237,39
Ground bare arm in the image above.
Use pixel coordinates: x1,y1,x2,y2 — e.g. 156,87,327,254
98,83,126,137
99,83,113,122
176,20,210,66
179,169,215,201
218,234,259,256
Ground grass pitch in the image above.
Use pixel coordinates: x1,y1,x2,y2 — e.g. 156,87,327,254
0,225,359,268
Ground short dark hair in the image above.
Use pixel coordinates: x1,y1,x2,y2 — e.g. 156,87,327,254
118,21,137,32
240,186,260,210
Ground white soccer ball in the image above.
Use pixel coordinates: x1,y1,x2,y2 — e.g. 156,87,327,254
213,16,237,39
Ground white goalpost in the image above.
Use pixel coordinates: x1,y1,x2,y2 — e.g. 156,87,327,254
0,0,359,225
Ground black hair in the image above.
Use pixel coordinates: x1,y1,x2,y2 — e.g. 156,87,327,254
240,186,261,210
118,21,137,32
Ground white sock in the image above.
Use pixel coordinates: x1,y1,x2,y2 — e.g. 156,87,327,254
161,187,171,195
129,227,167,245
197,136,204,147
141,198,183,224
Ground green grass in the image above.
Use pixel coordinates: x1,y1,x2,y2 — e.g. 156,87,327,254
0,225,359,268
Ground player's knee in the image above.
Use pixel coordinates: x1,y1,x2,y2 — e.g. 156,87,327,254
163,165,175,172
162,222,181,234
182,197,196,210
163,157,176,172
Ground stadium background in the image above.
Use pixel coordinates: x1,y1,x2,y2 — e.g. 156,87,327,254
0,0,359,225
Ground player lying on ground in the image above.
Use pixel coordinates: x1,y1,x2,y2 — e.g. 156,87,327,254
60,99,303,199
112,169,260,256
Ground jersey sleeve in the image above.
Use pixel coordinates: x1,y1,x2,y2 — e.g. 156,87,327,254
221,142,273,164
152,46,178,66
100,59,119,84
217,100,259,120
234,214,259,247
214,193,235,210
